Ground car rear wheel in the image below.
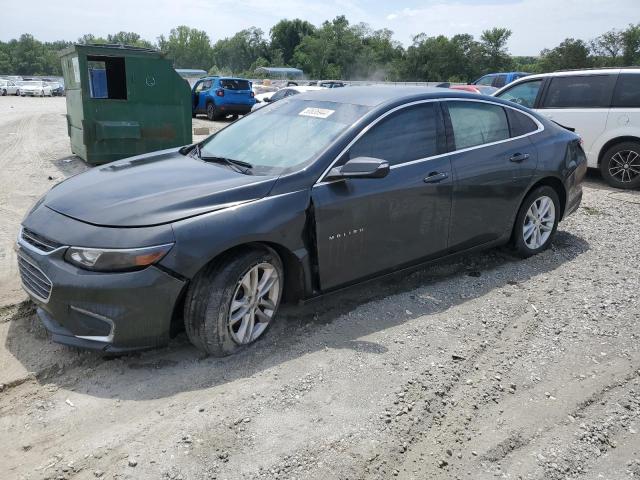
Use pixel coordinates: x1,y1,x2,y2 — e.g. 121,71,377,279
1,89,6,96
510,186,560,258
206,102,216,121
184,248,283,356
600,141,640,190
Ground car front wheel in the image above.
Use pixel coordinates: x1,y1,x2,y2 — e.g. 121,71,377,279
1,89,6,96
184,248,284,356
600,141,640,190
510,186,560,258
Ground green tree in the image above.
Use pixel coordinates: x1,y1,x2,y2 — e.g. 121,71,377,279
158,26,214,70
538,38,591,71
479,28,513,72
211,27,268,74
270,19,315,65
621,23,640,66
106,32,154,48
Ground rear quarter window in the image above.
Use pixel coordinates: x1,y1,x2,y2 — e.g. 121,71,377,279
612,73,640,108
220,79,250,90
507,108,539,137
542,75,616,109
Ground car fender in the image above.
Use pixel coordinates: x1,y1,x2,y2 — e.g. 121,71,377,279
163,188,314,293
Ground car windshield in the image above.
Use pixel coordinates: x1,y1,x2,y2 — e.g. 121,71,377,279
199,99,371,175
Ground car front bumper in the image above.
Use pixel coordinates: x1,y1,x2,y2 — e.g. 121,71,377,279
15,236,186,352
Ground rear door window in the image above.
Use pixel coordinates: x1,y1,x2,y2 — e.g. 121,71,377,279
348,103,444,166
220,79,250,90
541,75,616,109
448,101,510,149
612,73,640,108
496,79,543,108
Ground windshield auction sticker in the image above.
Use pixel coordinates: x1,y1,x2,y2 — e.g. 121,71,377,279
298,107,335,119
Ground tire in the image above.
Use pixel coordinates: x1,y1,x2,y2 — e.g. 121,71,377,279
192,112,197,118
184,248,284,356
510,185,560,258
15,89,20,96
1,89,6,96
600,141,640,190
206,102,216,121
40,90,44,97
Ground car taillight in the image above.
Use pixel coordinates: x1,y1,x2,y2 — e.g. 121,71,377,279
216,89,224,97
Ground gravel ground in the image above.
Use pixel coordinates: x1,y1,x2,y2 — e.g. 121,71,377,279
0,96,639,480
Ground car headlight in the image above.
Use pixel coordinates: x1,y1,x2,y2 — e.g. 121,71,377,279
64,243,174,272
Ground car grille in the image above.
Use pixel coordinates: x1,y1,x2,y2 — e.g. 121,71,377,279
21,227,61,253
18,254,53,302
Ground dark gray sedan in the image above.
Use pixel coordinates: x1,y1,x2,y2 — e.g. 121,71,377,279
16,87,586,355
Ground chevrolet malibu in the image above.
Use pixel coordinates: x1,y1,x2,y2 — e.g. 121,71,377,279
17,87,586,356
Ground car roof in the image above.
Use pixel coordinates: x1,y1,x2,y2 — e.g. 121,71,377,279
511,68,640,82
289,86,324,92
294,85,492,107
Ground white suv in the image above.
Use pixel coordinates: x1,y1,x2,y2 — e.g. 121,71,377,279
494,69,640,189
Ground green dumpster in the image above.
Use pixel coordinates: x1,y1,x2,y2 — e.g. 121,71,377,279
59,44,192,165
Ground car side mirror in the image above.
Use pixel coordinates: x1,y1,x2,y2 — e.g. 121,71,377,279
325,157,390,181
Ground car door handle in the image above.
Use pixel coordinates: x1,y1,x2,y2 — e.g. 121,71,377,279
509,153,530,163
423,172,449,184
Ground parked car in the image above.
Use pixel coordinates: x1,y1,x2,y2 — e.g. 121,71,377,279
16,87,585,355
319,80,347,88
192,76,256,120
495,68,640,189
252,85,324,110
473,72,530,89
0,78,20,96
449,84,498,95
18,81,53,97
46,81,65,96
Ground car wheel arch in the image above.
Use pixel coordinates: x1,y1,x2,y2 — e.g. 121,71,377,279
168,241,304,337
509,177,566,245
598,135,640,166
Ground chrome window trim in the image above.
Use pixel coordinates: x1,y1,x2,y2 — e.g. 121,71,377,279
314,97,544,185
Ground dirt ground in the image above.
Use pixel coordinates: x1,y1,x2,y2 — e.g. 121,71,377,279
0,96,639,480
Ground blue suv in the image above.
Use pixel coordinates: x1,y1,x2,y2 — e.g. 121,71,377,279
192,76,256,120
472,72,530,89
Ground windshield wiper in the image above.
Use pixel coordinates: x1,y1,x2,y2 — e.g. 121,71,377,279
200,155,253,174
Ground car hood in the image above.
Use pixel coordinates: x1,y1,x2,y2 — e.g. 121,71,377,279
43,148,278,227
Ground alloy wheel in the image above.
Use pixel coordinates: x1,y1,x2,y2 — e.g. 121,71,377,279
523,195,555,250
228,262,280,345
608,150,640,184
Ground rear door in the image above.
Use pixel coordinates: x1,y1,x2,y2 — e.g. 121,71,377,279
537,74,617,164
445,100,539,251
220,78,252,105
311,101,452,290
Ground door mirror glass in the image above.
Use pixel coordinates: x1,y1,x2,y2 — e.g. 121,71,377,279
325,157,390,180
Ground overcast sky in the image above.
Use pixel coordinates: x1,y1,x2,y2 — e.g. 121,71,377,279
1,0,638,56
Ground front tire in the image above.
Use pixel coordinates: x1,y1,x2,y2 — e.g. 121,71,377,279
510,186,560,258
184,248,284,356
1,89,6,96
600,141,640,190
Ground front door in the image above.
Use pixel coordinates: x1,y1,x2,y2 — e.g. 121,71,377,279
311,102,453,291
193,79,212,113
